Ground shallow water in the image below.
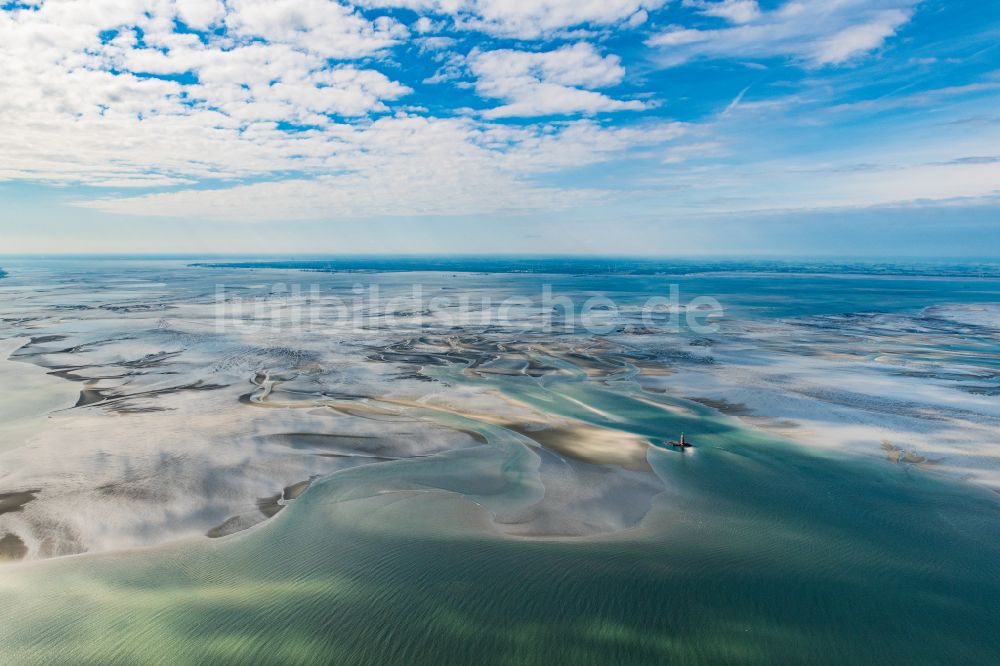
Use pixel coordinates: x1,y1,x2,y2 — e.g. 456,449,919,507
1,258,999,663
2,381,999,664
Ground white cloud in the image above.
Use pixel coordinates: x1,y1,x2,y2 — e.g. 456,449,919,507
662,141,726,164
412,16,441,34
836,160,1000,207
0,1,412,188
648,0,917,67
75,170,591,221
687,0,761,24
362,0,665,38
72,117,687,220
811,14,910,66
174,0,225,30
479,85,645,119
503,121,688,170
626,129,1000,215
224,0,405,59
115,41,413,121
6,0,987,233
469,43,646,118
0,2,685,220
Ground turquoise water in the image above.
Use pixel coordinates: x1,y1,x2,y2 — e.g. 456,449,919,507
191,256,1000,278
2,376,999,664
1,258,999,663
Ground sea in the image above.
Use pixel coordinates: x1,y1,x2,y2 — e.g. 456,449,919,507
0,256,998,664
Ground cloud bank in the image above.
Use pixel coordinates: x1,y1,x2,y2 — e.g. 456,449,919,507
3,0,998,226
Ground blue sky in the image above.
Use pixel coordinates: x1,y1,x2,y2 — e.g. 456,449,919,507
1,0,999,255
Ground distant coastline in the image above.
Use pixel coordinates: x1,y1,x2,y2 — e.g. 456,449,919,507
191,257,1000,279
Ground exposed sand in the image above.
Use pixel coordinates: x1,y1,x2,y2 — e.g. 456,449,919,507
4,265,997,567
637,311,1000,492
505,422,651,471
375,391,654,471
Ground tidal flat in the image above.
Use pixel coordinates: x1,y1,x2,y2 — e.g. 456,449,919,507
0,257,999,664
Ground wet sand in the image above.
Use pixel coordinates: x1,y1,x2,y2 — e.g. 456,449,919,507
0,490,40,516
0,533,27,561
1,261,1000,663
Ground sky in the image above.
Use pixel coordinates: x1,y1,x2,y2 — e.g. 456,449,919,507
1,0,999,256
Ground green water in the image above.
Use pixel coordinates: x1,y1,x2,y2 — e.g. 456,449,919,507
2,260,999,663
2,374,999,664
